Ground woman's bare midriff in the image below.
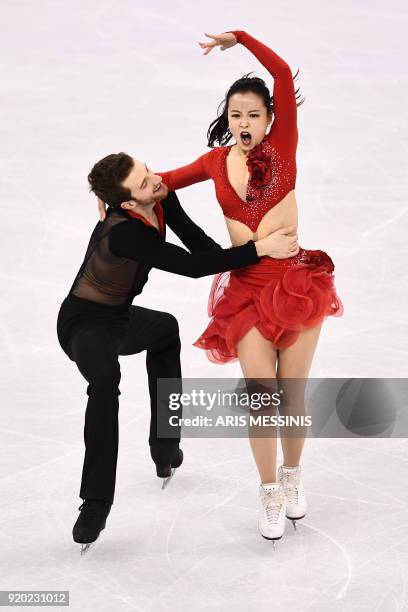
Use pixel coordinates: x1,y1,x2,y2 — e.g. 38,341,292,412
225,145,298,246
225,190,298,246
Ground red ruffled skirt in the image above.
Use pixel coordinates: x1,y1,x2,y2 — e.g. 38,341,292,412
193,247,344,364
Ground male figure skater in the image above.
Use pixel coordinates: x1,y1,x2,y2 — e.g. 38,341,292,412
56,152,299,552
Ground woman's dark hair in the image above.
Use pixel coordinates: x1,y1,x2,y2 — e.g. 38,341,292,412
207,70,305,147
87,152,134,208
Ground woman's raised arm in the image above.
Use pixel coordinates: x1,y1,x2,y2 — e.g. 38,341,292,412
201,30,298,151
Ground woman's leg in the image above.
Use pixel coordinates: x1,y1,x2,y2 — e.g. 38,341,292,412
276,324,323,466
236,326,278,483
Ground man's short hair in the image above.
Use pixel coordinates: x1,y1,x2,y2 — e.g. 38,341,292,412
87,152,134,208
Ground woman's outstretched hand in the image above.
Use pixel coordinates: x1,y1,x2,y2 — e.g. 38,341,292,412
98,197,107,222
198,32,237,55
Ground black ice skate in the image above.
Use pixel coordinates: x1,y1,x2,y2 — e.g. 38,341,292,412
156,448,184,490
73,498,112,554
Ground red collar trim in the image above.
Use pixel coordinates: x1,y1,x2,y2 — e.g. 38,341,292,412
127,201,164,235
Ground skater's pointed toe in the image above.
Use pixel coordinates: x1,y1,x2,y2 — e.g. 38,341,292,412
155,447,184,480
72,499,111,549
73,525,98,544
156,464,172,478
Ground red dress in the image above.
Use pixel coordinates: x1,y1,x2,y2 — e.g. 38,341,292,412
158,30,344,364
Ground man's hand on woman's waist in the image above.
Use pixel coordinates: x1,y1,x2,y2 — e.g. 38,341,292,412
255,226,299,259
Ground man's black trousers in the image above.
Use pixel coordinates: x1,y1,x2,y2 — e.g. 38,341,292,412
57,295,182,504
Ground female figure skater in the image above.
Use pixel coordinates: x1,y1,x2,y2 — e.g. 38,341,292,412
99,30,344,543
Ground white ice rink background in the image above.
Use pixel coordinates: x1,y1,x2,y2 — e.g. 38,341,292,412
0,1,407,610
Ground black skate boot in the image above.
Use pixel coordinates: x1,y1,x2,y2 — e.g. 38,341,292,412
73,498,112,554
156,448,184,489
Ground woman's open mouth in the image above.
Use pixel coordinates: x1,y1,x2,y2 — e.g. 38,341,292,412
240,131,252,146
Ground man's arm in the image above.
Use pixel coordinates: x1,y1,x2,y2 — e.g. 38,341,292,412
109,220,259,279
161,191,222,253
160,191,300,260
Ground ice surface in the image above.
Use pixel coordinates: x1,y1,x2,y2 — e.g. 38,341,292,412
0,1,407,610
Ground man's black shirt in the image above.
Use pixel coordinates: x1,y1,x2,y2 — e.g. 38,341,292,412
68,190,260,308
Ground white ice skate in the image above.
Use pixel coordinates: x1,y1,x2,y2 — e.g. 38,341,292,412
258,482,286,547
277,464,307,530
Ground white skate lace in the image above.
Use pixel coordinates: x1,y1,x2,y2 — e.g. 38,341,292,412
280,470,300,504
262,489,284,524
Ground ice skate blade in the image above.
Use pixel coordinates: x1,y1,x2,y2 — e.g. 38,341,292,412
260,532,282,549
161,467,176,490
77,532,103,555
80,542,95,555
286,514,306,531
